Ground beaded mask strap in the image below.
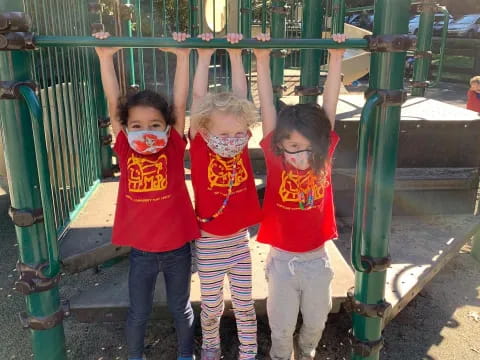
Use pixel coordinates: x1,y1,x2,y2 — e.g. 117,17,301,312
196,157,239,223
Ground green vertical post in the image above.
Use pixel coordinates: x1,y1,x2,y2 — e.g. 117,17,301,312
90,1,113,178
270,0,287,107
123,0,136,86
0,4,66,360
332,0,346,34
299,0,324,104
350,1,411,360
472,231,480,262
240,0,252,98
411,0,434,97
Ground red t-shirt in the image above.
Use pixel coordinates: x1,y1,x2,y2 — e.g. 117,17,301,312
112,130,199,252
467,90,480,113
257,131,339,252
189,132,262,235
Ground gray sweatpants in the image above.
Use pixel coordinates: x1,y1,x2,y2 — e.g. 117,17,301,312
266,245,334,360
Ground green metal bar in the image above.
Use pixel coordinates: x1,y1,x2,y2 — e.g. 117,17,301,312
351,1,411,360
299,0,324,104
472,229,480,262
29,0,63,230
261,0,267,33
124,0,136,86
33,36,369,49
351,93,382,273
332,0,346,34
18,85,60,278
270,0,285,105
430,6,449,88
241,0,252,98
411,0,434,96
135,0,146,89
0,4,66,359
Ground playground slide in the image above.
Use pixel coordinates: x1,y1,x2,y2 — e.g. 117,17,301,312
322,24,372,84
251,23,371,85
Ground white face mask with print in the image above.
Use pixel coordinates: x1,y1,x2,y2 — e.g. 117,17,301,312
283,149,312,171
126,126,170,155
203,131,250,158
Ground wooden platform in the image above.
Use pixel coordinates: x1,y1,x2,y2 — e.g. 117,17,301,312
336,215,480,325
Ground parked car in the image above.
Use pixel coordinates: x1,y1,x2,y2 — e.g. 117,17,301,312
432,15,454,36
409,13,453,35
347,12,374,31
447,14,480,38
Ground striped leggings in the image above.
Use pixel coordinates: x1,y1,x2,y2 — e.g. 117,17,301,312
196,230,257,359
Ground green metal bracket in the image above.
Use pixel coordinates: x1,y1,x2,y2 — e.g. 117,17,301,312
0,31,34,50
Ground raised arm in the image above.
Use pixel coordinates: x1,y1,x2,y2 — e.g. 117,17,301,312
253,33,277,137
191,32,215,137
226,33,247,99
322,33,346,130
160,32,191,135
94,32,122,137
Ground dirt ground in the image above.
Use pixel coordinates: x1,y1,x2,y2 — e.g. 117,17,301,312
1,81,479,359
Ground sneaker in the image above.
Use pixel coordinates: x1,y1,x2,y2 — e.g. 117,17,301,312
201,348,221,360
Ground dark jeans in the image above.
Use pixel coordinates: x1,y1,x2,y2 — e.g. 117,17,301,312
126,243,195,359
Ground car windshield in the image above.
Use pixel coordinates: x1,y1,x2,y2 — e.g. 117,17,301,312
455,15,480,24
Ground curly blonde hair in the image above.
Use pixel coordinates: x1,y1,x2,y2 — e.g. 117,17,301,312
470,76,480,86
191,92,258,130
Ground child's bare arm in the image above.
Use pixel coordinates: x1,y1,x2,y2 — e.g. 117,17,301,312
253,33,277,137
160,32,191,135
323,34,346,130
94,32,122,137
226,33,247,99
191,33,215,137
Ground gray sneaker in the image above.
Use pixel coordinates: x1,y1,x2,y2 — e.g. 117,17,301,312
201,348,221,360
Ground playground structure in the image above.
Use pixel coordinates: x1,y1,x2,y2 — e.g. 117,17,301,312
0,1,480,360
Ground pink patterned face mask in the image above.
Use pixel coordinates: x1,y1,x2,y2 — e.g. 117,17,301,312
203,131,250,158
283,149,312,170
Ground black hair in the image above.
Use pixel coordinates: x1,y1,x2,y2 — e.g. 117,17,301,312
118,89,175,127
272,103,332,174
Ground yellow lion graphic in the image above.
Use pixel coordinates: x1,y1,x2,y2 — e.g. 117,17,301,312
207,153,248,189
127,153,168,193
279,170,329,203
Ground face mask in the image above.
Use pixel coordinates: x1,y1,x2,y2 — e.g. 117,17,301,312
283,149,312,171
127,126,170,155
203,132,250,158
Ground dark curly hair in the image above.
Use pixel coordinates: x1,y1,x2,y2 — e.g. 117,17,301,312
272,103,332,174
117,89,175,127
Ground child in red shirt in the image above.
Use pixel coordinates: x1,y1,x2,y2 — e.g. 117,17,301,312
254,33,346,360
189,33,261,360
94,32,199,360
467,76,480,113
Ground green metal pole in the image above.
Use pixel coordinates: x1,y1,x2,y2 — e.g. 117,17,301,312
332,0,346,34
0,5,66,360
472,231,480,262
89,0,113,178
411,0,434,97
123,0,136,86
299,0,324,104
270,0,287,107
351,1,411,360
429,6,449,88
240,0,252,99
33,35,369,49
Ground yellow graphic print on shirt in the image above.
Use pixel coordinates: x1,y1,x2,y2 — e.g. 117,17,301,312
207,153,248,190
279,169,329,204
127,153,168,193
